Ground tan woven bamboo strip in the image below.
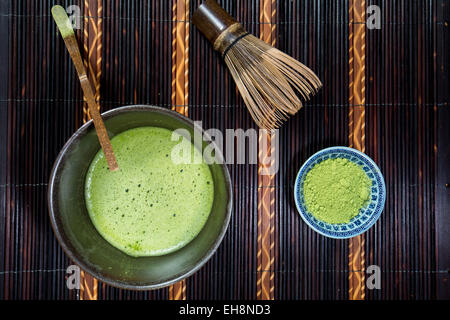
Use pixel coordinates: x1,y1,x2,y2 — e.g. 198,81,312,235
168,0,190,300
256,0,276,301
79,0,103,300
348,0,366,301
171,0,189,117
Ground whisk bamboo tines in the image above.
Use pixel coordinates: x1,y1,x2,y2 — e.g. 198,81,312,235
192,0,322,129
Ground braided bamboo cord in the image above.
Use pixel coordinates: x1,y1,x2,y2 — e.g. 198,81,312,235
169,0,190,300
348,0,366,301
79,0,103,300
256,0,276,301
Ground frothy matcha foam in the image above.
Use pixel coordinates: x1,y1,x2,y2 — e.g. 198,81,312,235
85,127,214,257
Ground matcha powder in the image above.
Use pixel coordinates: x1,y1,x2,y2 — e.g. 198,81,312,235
303,158,372,224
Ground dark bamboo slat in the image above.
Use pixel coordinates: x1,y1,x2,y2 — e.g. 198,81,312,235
364,0,442,300
435,0,450,300
0,0,10,301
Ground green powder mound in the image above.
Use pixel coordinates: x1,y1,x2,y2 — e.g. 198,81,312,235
303,158,372,224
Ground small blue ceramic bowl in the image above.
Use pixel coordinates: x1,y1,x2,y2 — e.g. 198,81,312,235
294,147,386,239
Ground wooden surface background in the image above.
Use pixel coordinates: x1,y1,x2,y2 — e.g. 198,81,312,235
0,0,449,300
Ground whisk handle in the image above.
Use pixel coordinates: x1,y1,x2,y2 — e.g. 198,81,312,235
192,0,238,44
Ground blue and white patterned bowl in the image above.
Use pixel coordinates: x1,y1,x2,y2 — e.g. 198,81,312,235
294,147,386,239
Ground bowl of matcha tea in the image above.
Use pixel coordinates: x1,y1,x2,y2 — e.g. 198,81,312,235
294,147,385,239
48,105,232,290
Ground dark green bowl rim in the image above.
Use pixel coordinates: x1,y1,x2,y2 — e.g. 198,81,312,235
47,105,233,290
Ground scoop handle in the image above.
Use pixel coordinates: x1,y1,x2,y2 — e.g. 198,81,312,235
52,5,119,171
192,0,237,44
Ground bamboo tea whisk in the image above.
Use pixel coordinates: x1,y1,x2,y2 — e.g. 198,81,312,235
192,0,322,129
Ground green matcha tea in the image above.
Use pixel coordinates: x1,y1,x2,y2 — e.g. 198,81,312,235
303,158,371,224
85,127,214,257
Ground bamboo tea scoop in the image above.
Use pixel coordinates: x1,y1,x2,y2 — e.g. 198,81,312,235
51,5,119,171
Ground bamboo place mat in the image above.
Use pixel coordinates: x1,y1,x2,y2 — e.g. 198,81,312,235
0,0,449,300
